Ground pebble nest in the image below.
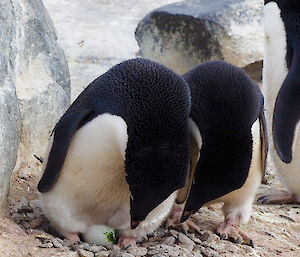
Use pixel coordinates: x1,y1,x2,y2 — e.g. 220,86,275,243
10,197,234,257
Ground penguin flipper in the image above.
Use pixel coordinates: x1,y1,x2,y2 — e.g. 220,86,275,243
38,108,93,193
259,111,268,179
273,53,300,163
176,134,199,204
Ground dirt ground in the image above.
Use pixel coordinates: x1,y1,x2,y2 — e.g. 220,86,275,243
1,155,299,257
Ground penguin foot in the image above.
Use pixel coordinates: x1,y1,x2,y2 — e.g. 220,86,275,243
257,192,296,204
118,236,136,249
166,208,202,235
66,232,81,242
216,222,254,248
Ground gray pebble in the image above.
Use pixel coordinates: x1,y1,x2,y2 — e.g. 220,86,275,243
147,249,161,256
26,212,35,219
52,238,63,248
39,242,54,248
193,245,221,257
126,245,147,256
78,249,94,257
181,244,194,251
163,236,176,245
88,245,104,253
169,230,179,238
95,251,110,257
109,250,134,257
177,232,195,246
20,220,30,229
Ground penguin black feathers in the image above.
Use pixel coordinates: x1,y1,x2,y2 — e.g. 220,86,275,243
38,58,191,246
170,60,267,247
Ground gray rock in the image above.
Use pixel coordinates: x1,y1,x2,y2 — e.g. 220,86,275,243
177,232,195,246
12,0,70,161
78,249,94,257
0,0,21,216
126,246,147,256
163,236,176,245
135,0,263,78
52,238,64,248
108,250,134,257
0,0,70,212
95,251,110,257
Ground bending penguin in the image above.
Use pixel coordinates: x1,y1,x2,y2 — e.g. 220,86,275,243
38,58,191,246
169,61,267,247
258,0,300,204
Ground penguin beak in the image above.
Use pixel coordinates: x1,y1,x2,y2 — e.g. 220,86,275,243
180,210,195,223
130,218,141,230
129,184,176,230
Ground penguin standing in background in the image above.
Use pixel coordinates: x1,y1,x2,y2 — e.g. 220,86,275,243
38,58,191,247
169,61,267,247
258,0,300,204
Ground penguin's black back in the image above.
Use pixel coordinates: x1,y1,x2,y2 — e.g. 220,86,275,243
182,60,264,206
184,60,263,135
38,58,191,192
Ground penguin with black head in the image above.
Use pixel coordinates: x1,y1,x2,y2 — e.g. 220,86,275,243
168,61,267,247
258,0,300,204
38,58,191,247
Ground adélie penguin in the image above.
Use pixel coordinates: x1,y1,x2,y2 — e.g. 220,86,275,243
37,58,191,246
258,0,300,204
168,61,267,247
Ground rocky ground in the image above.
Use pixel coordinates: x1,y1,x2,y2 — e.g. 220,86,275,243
2,0,299,256
1,157,299,257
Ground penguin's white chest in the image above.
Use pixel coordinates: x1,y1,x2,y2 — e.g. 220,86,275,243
39,113,130,235
263,2,300,199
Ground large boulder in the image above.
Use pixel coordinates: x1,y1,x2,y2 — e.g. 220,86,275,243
135,0,263,79
0,0,70,214
13,0,71,159
0,1,21,215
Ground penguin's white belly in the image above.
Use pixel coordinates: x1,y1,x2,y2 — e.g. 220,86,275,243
263,2,300,201
39,113,130,235
39,113,177,240
272,125,300,201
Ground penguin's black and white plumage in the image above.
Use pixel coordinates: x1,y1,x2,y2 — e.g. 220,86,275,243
38,58,191,246
172,61,267,246
260,0,300,204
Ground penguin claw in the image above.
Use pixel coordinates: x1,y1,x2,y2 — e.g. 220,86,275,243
257,192,296,204
216,223,254,247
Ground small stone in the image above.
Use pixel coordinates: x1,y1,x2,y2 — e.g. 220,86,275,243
18,205,33,214
29,219,42,229
198,232,210,242
169,230,179,238
126,245,147,256
78,249,94,257
177,232,195,246
109,250,134,257
20,220,30,229
52,238,64,248
87,245,104,253
39,242,54,248
163,236,176,245
95,251,110,257
146,249,160,256
181,244,194,251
